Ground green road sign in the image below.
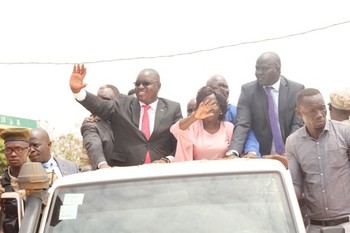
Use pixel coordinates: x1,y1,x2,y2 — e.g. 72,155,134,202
0,114,37,129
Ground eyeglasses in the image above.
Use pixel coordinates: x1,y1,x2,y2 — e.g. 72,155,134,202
2,147,29,155
134,81,159,87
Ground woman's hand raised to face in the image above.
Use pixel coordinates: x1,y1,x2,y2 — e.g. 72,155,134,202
70,64,88,93
194,99,217,120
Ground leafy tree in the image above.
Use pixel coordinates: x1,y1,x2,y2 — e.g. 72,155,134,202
0,140,7,174
50,133,84,167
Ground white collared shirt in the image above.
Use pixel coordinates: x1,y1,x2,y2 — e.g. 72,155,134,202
42,157,62,178
264,78,281,110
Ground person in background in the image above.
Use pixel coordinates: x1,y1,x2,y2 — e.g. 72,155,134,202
328,90,350,124
69,64,182,165
186,98,196,116
286,88,350,232
171,85,234,161
127,88,137,97
206,75,260,158
29,128,78,184
81,84,119,169
228,52,304,159
0,128,31,233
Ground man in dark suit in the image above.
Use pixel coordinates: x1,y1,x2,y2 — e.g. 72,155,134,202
228,52,304,157
81,84,119,170
29,128,79,179
70,64,183,166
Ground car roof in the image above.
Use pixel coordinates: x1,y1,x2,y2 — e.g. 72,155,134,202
50,159,287,189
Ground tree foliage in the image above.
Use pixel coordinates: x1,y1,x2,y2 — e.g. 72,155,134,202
0,140,7,174
51,133,84,167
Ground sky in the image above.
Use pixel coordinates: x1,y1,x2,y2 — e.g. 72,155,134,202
1,0,350,138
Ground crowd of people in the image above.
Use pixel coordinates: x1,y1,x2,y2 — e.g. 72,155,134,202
1,51,350,233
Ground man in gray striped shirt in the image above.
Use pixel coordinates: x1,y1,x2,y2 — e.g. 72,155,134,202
286,88,350,233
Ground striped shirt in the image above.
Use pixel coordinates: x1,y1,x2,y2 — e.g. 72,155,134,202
286,120,350,220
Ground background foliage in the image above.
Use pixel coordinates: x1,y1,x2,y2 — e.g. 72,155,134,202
0,140,6,174
51,133,83,166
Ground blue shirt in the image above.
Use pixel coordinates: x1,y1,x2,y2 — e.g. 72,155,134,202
225,104,261,157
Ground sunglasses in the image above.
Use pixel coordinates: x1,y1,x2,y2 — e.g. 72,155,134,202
134,81,159,87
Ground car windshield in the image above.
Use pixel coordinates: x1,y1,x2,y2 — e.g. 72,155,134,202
45,172,297,233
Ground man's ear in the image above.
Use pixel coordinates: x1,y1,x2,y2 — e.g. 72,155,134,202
277,66,281,74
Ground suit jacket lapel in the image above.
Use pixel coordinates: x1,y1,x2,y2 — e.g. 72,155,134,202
258,83,269,121
130,99,152,141
130,99,141,128
278,76,288,138
152,99,167,138
95,116,114,142
54,157,65,176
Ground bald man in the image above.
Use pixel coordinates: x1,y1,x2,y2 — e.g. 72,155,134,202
29,128,79,178
186,98,196,116
228,52,304,157
70,65,182,166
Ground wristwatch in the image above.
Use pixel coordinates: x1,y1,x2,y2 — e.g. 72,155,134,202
226,150,239,157
160,157,171,163
246,151,257,156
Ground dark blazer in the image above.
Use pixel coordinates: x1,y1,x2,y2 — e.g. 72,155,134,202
81,117,114,169
79,92,183,166
55,157,79,176
230,76,304,156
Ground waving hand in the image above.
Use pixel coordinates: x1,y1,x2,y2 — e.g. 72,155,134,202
70,64,88,93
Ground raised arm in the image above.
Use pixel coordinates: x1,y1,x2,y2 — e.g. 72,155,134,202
179,99,216,130
70,64,88,93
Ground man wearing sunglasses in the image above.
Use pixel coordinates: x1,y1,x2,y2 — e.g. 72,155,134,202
70,64,183,166
0,127,31,233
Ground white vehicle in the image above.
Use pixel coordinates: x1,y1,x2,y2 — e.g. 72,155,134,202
2,159,306,233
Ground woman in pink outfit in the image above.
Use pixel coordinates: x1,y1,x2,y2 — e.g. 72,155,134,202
171,85,234,162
